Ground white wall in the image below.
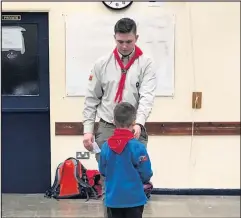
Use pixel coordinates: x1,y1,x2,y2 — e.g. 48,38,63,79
3,2,240,189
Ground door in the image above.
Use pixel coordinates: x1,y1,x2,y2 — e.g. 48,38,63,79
1,12,51,193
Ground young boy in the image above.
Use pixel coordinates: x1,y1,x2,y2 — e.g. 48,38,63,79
98,102,153,218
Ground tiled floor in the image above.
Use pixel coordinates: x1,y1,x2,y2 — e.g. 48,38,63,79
2,194,240,217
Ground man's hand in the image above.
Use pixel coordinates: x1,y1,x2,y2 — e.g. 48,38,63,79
133,124,141,139
83,133,94,151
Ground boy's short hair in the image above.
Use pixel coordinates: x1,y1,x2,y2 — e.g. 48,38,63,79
114,102,136,128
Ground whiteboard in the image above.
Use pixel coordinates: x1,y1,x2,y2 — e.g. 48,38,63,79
65,12,175,96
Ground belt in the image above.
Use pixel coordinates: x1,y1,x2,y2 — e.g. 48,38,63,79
99,118,115,126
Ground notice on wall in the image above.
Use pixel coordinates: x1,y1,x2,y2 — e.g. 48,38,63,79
2,26,26,54
65,12,175,96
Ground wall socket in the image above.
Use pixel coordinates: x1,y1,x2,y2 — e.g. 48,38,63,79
76,152,90,159
192,92,202,109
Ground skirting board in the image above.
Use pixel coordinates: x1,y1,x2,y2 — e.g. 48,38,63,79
151,188,241,196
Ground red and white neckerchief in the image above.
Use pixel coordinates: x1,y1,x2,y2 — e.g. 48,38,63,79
113,45,143,103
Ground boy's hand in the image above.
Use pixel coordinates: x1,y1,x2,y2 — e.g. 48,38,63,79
133,124,141,139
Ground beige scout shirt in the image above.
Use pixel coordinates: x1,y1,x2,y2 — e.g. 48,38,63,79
82,49,157,134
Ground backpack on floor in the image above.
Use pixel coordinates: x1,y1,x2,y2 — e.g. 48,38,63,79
44,157,102,201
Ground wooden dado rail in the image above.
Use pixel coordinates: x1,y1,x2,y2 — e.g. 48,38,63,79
55,122,240,136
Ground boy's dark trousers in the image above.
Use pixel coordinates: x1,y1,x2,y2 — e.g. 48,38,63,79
107,205,144,218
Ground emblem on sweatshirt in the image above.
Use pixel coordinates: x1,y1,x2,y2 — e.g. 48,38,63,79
139,155,148,162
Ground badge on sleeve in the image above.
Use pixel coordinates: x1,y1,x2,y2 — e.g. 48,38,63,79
89,74,93,81
139,155,148,162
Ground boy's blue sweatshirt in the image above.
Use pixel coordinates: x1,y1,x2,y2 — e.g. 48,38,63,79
98,128,153,208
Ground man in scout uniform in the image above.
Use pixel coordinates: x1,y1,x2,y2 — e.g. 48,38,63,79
82,17,156,157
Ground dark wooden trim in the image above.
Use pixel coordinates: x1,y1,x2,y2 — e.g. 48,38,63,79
55,122,240,136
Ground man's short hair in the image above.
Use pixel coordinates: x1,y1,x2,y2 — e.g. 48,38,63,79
114,102,136,128
114,18,137,35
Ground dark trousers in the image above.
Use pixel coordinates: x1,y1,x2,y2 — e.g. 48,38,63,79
107,205,144,218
